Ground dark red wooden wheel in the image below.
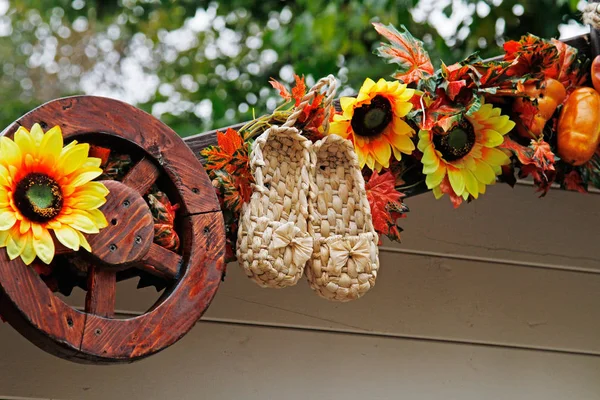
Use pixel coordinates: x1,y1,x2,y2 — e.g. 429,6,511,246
0,96,225,364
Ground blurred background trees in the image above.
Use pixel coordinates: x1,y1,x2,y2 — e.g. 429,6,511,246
0,0,587,136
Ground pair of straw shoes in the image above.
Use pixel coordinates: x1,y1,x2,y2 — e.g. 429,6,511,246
236,104,380,302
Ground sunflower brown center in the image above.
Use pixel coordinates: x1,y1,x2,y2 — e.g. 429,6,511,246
351,95,393,138
432,118,476,162
14,173,63,222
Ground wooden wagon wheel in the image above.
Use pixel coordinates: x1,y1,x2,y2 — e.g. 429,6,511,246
0,96,225,364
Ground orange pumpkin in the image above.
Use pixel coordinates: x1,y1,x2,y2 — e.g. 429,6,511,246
557,87,600,166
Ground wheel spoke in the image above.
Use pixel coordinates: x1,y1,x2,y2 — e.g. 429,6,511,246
85,266,116,317
122,157,160,195
139,243,182,280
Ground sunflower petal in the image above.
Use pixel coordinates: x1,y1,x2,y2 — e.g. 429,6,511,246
0,211,17,230
86,209,109,226
30,223,43,239
14,126,36,156
389,126,415,154
0,229,9,247
0,165,10,188
76,181,110,197
20,234,36,265
417,130,431,152
69,169,103,187
393,101,413,117
33,228,54,264
448,167,465,196
19,220,30,235
69,194,107,210
371,140,392,169
54,225,80,251
76,230,91,252
481,129,504,147
40,125,63,163
340,97,357,115
425,164,446,189
329,120,351,138
64,210,100,234
0,137,22,169
481,147,510,166
463,169,479,199
422,152,440,174
471,159,496,184
7,230,26,260
29,124,44,145
57,143,89,175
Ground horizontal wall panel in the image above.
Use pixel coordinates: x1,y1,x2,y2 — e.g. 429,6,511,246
1,321,599,400
91,250,600,355
398,183,600,270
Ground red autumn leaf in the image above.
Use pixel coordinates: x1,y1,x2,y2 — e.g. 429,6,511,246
89,145,111,167
365,171,404,235
444,79,467,101
269,77,292,101
504,34,559,78
550,38,588,91
531,139,556,170
291,74,307,107
441,56,523,99
373,22,434,84
563,170,587,193
421,91,465,131
500,137,557,196
438,176,464,208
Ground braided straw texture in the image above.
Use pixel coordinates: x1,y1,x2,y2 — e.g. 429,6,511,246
237,125,312,288
306,134,380,302
583,3,600,29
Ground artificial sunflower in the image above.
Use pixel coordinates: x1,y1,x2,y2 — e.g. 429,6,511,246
329,77,416,171
418,98,515,201
0,124,109,265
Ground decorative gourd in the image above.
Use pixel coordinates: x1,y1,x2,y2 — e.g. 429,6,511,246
0,96,225,364
557,87,600,166
513,78,566,139
591,55,600,93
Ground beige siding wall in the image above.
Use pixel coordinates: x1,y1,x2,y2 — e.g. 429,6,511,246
1,182,599,399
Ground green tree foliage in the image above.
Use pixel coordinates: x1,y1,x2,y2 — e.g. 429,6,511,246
0,0,585,136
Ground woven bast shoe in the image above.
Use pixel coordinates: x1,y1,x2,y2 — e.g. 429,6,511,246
236,75,338,289
236,124,313,288
306,134,380,301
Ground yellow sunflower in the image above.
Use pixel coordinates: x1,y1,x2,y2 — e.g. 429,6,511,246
0,124,109,265
418,98,515,201
329,78,416,171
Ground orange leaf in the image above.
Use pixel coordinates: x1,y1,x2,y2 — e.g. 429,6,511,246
269,78,291,101
201,128,246,174
217,128,244,155
292,74,307,106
